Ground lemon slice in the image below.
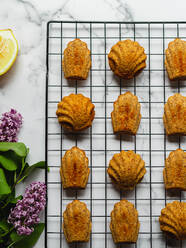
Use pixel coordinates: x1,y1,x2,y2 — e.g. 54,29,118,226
0,29,18,76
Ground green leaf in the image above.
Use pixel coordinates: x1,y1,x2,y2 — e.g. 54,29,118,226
0,220,13,240
20,157,27,174
0,168,11,195
26,148,29,156
14,171,17,183
0,191,21,211
0,143,27,158
20,161,46,181
7,194,22,204
0,220,9,233
5,170,15,189
0,154,17,171
10,231,24,243
11,223,45,248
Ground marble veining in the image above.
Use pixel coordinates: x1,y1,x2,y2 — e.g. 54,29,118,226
105,0,133,22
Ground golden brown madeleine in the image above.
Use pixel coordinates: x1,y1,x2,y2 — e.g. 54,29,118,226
110,199,140,243
159,201,186,240
62,39,91,80
56,93,95,131
165,38,186,80
60,146,90,189
111,92,141,135
108,39,147,79
63,200,92,243
108,150,146,191
163,149,186,191
163,93,186,135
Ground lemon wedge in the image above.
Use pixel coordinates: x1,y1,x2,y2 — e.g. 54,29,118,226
0,29,18,76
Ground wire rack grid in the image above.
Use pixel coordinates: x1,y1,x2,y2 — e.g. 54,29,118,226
45,21,186,248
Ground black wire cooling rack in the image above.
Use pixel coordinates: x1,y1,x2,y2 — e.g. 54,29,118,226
45,21,186,248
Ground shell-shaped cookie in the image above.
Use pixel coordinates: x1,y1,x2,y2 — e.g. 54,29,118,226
111,92,141,135
163,149,186,191
63,200,92,243
110,199,140,243
108,39,147,79
62,39,91,80
56,93,95,131
163,93,186,135
159,201,186,240
107,150,146,190
60,146,90,189
165,38,186,80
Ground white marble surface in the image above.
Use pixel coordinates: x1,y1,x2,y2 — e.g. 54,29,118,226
1,0,186,247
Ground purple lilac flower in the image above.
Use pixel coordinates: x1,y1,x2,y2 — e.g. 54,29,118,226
8,182,46,236
0,109,22,142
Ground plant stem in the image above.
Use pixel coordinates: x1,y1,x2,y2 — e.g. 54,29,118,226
7,241,16,248
1,201,9,209
1,226,14,237
10,158,26,192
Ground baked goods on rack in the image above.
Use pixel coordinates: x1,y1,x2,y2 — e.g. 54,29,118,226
108,39,147,79
111,92,141,135
63,200,92,243
60,146,90,189
163,149,186,191
165,38,186,80
56,93,95,131
110,199,140,243
163,93,186,135
107,150,146,190
159,201,186,240
62,39,91,80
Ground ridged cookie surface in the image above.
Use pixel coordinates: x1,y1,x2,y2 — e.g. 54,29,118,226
164,149,186,191
159,201,186,240
111,92,141,135
110,199,140,243
163,93,186,135
108,150,146,190
56,93,95,131
60,146,89,189
165,38,186,80
63,200,92,243
62,39,91,80
108,39,146,79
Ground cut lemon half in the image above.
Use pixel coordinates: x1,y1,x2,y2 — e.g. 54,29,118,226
0,29,18,76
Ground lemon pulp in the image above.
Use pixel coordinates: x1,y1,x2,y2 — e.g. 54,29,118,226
0,30,18,76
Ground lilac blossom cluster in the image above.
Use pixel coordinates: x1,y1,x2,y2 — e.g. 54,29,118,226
0,109,22,142
8,182,46,236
